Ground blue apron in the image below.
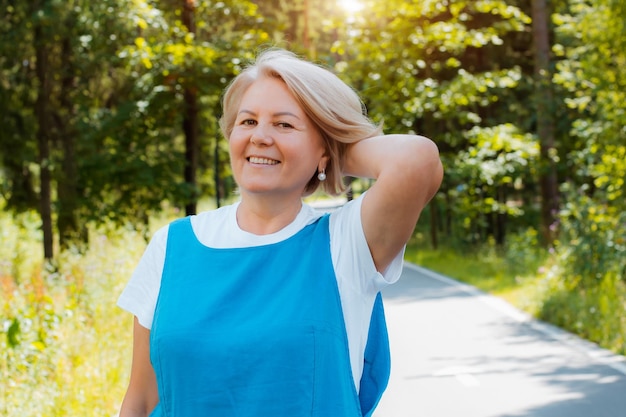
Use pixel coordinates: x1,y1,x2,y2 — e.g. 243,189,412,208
149,214,390,416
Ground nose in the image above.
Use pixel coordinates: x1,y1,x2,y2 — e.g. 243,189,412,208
250,124,274,146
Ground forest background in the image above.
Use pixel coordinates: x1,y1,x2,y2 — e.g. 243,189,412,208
1,0,625,415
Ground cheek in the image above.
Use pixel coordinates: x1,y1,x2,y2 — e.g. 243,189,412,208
309,139,327,162
310,131,327,157
228,132,245,155
296,144,324,173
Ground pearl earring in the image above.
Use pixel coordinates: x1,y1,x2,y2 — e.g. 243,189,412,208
317,169,326,181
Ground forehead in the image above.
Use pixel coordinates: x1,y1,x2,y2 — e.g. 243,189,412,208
239,77,302,110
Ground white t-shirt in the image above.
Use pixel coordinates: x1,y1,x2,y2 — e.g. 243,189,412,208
117,194,404,389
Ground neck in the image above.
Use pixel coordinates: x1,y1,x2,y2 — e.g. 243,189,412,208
236,194,303,235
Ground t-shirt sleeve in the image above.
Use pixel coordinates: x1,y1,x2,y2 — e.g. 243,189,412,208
116,225,169,329
329,193,405,294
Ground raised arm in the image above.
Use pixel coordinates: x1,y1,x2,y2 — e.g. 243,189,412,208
119,317,159,417
343,134,443,273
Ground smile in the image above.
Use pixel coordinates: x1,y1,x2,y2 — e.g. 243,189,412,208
248,157,280,165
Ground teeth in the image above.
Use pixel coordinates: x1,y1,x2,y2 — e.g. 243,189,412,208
249,157,279,165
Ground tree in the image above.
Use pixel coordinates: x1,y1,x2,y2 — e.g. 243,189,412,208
553,0,626,284
0,2,39,213
1,0,272,257
327,0,535,246
531,0,559,245
181,0,200,216
32,0,54,259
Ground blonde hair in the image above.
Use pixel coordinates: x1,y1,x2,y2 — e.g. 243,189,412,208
219,49,383,196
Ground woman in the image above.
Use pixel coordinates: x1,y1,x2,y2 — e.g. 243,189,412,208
118,48,443,416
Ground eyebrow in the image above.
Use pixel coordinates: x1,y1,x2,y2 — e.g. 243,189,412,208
237,109,302,119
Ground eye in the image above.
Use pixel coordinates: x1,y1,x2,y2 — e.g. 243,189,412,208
276,122,294,129
240,119,257,126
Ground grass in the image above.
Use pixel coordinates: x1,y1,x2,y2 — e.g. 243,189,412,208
0,211,147,416
404,233,555,319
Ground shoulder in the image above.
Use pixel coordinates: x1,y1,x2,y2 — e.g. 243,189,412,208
145,222,170,255
191,203,237,233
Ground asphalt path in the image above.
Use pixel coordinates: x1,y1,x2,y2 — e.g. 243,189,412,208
374,263,626,417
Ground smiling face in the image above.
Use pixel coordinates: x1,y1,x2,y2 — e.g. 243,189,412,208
229,76,328,200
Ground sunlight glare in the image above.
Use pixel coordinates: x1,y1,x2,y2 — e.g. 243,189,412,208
339,0,364,14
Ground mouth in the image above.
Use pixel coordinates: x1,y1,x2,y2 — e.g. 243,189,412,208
247,156,280,165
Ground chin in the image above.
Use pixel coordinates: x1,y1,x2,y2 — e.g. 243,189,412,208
238,184,277,195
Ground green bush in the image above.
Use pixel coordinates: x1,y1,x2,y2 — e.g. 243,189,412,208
540,273,626,355
558,191,626,291
539,190,626,355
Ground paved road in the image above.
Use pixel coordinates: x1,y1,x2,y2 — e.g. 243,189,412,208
374,263,626,417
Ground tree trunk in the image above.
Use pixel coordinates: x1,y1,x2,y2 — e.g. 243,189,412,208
56,36,82,249
532,0,559,245
34,18,54,260
182,0,199,216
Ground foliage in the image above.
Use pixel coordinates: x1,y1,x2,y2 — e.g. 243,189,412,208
330,0,533,132
544,0,626,353
558,188,626,290
0,207,143,416
0,0,267,251
554,0,626,203
0,2,39,212
543,190,626,354
0,0,558,254
450,124,539,244
540,265,626,355
324,0,539,245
